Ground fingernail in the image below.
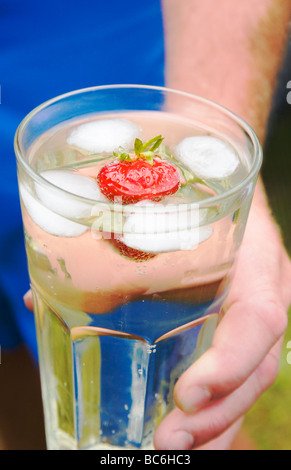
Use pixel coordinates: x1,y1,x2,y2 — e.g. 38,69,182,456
23,291,31,302
164,430,194,450
23,291,33,310
176,385,211,413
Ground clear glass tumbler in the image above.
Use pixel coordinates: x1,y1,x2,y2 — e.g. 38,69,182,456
14,85,262,450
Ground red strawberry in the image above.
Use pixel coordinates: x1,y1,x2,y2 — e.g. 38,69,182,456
97,135,180,261
110,236,156,262
97,135,180,205
97,158,180,205
102,231,156,262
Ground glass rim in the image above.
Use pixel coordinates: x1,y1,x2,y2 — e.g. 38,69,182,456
14,83,263,210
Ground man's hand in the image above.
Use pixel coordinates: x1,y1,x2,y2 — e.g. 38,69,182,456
154,184,291,449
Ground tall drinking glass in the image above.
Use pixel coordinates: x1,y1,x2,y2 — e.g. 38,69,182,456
14,85,262,450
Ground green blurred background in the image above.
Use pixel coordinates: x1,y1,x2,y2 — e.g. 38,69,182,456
242,43,291,450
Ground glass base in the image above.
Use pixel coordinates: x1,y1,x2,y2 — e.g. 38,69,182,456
33,286,220,450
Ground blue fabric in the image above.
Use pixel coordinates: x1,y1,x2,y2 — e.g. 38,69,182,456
0,0,165,353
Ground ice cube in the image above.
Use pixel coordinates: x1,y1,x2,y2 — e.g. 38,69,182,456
175,136,239,180
20,183,87,237
121,226,212,253
67,118,141,153
121,201,213,253
36,170,106,219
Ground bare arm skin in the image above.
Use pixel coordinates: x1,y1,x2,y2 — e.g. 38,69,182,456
153,0,291,450
162,0,291,143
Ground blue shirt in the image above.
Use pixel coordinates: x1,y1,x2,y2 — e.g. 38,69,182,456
0,0,165,357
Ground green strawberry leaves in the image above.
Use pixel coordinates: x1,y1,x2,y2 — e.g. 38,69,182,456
113,135,164,165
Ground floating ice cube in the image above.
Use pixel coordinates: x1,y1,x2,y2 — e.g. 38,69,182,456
19,170,109,237
67,118,141,153
121,226,212,253
19,183,87,237
175,136,239,180
121,201,213,253
36,170,106,219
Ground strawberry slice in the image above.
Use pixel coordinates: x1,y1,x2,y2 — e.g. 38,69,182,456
97,135,180,205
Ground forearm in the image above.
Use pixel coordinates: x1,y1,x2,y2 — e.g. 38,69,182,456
162,0,291,144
